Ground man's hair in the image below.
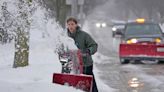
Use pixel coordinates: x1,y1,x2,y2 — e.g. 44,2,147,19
66,17,78,24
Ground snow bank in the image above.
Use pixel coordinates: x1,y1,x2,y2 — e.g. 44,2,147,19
0,1,82,92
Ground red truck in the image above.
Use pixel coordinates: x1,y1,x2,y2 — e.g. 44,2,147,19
119,19,164,64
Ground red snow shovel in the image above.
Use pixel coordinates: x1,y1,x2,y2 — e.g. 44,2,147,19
52,50,93,92
53,73,93,92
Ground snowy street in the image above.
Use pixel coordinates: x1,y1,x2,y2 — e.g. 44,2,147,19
83,1,164,92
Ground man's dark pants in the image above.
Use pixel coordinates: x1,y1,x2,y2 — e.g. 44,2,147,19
83,65,98,92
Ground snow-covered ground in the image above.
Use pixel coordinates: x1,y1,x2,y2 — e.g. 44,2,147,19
0,3,115,92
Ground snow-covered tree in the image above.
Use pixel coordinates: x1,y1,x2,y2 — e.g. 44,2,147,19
0,0,36,68
0,2,13,44
13,0,35,68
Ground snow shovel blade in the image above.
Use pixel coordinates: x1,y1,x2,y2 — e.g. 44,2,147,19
53,73,93,92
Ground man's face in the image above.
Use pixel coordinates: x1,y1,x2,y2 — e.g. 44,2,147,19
67,21,77,33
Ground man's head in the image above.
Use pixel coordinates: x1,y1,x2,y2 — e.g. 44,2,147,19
67,17,78,33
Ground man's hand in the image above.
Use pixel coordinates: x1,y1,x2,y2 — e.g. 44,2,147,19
81,49,90,57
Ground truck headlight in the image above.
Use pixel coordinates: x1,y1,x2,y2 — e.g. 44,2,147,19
127,38,138,44
155,38,161,43
102,23,107,28
96,23,101,28
112,27,117,31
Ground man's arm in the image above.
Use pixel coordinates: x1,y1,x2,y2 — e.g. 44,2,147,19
85,33,98,55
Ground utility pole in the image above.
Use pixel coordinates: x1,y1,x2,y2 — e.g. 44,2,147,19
66,0,85,26
66,0,78,18
78,0,84,26
71,0,78,18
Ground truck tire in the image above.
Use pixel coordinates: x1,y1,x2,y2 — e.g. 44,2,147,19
120,58,129,64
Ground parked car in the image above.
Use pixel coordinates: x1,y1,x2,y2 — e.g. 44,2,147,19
112,23,125,37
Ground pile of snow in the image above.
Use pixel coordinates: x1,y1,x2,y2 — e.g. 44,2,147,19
0,2,81,92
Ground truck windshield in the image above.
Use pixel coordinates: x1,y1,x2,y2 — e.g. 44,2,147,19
125,23,162,36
